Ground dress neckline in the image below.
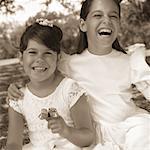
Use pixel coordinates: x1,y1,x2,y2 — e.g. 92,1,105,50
84,48,119,58
26,77,66,100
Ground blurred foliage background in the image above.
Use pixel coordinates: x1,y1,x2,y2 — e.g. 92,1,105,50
0,0,150,59
0,0,150,149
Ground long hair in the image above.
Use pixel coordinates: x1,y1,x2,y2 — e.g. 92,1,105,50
77,0,126,54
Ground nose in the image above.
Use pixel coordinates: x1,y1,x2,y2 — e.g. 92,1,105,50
101,16,111,25
35,57,45,65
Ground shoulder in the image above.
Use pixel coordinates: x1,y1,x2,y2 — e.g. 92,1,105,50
60,50,87,61
112,49,130,64
126,43,146,56
113,49,129,57
8,86,27,114
126,43,147,67
62,77,81,90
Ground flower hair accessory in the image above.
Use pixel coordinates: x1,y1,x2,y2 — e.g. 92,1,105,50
36,18,53,27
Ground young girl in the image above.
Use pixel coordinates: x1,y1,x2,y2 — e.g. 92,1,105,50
8,0,150,150
6,19,94,150
59,0,150,149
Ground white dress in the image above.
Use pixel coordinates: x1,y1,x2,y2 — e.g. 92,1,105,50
9,78,85,150
58,46,150,150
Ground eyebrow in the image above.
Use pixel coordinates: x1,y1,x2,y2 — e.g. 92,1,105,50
90,10,103,14
110,11,119,15
90,10,119,15
26,48,56,54
26,48,37,50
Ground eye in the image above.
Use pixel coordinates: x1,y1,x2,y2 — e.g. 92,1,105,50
110,15,119,19
45,51,52,55
93,14,102,18
28,51,36,54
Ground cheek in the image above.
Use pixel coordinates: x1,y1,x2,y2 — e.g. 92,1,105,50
113,19,120,29
47,57,57,68
23,57,32,66
86,23,95,36
22,56,33,72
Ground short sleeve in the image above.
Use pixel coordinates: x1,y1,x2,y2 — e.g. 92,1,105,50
9,99,23,114
63,78,86,108
128,43,150,100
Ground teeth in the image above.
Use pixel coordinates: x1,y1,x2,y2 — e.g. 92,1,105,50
33,67,47,71
98,28,112,36
99,29,112,33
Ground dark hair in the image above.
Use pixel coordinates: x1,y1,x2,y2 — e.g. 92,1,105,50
77,0,126,54
20,22,63,54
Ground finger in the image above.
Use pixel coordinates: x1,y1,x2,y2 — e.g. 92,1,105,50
9,83,24,97
47,120,58,129
48,123,60,131
51,128,60,134
8,90,21,100
8,85,23,99
5,97,10,104
48,119,57,125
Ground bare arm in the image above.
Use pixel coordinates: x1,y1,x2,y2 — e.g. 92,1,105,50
6,107,24,150
44,95,95,147
63,95,95,147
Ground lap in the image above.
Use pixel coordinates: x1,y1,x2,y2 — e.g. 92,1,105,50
94,113,150,150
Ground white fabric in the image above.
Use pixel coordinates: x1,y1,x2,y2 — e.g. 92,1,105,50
9,78,85,150
58,46,150,150
128,44,150,100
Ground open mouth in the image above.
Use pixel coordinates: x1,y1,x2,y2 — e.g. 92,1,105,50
32,67,48,72
98,29,112,36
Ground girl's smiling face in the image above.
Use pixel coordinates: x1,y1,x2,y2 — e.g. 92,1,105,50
80,0,120,54
22,39,57,83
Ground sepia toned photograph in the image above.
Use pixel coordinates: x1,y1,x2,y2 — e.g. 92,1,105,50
0,0,150,150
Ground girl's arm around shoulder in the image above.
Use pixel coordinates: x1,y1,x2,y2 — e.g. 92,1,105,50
7,83,24,101
6,107,24,150
62,94,95,147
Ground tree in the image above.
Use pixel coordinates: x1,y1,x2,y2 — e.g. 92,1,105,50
0,0,23,14
119,0,150,48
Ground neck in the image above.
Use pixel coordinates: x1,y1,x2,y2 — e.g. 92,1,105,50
88,45,112,55
28,73,57,97
30,74,55,88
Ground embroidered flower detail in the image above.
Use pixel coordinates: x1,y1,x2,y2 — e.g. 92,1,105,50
68,83,84,99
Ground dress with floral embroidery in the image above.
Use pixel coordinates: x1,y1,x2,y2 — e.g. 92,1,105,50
9,78,85,150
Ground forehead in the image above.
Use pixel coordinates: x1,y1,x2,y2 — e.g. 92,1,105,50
26,39,53,52
89,0,119,14
27,39,46,49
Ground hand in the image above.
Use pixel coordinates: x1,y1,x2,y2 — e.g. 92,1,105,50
39,108,69,137
47,116,69,137
7,83,24,100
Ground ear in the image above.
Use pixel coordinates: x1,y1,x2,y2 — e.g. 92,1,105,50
79,18,87,32
17,51,23,65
